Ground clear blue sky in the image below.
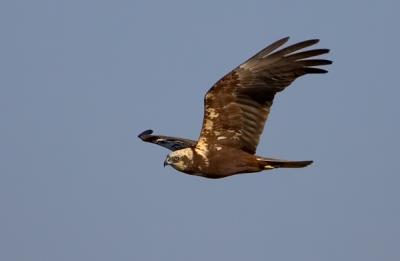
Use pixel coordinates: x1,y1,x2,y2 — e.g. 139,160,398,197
1,1,399,260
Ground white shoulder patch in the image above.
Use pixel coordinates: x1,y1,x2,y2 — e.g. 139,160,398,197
170,148,193,160
207,108,219,119
195,142,209,167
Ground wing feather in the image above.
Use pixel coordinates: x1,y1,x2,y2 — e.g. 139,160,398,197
197,37,331,154
138,129,196,151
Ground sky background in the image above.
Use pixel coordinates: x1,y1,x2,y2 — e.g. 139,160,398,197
1,0,399,260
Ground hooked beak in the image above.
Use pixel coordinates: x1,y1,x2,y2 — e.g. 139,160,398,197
164,157,170,167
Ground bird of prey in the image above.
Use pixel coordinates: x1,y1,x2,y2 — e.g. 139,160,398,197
139,37,331,179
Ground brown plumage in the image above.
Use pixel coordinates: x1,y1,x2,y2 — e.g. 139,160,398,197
139,37,331,179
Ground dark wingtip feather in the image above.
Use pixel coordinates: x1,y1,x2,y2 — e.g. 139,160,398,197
288,49,330,60
305,68,329,74
306,39,320,44
138,129,153,139
255,37,290,58
295,39,320,47
281,36,290,42
274,39,321,56
299,59,333,66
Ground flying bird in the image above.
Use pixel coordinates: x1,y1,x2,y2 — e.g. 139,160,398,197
139,37,331,179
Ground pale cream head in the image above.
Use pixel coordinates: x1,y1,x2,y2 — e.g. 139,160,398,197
164,148,194,172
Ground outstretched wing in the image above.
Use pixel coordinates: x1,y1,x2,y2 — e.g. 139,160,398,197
138,129,197,151
197,37,331,154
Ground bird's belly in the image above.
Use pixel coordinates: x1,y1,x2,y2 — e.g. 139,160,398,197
194,148,262,178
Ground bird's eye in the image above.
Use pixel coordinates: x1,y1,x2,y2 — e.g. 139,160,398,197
172,156,180,161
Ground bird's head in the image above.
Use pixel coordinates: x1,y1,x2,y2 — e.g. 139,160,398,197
164,148,194,172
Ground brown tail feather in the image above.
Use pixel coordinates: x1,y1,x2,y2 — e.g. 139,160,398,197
257,157,313,169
